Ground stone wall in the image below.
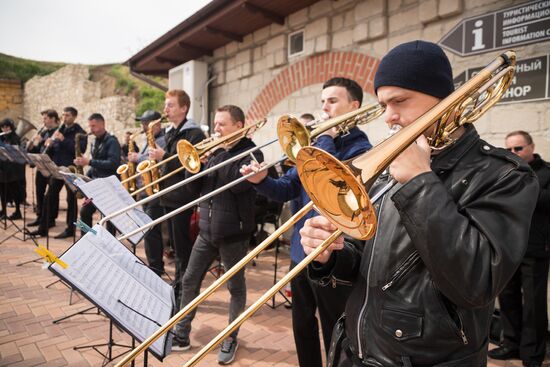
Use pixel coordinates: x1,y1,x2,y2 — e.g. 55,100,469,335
23,65,136,140
204,0,550,162
0,79,23,122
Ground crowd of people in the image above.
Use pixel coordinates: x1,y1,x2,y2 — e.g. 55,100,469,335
0,40,548,367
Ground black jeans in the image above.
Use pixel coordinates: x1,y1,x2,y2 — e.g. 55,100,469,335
35,171,48,220
39,178,77,232
290,260,352,367
164,206,193,305
498,256,549,365
143,199,164,276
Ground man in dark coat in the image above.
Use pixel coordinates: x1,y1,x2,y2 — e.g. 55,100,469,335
489,130,550,367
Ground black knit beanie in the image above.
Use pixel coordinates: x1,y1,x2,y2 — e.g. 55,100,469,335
374,40,454,99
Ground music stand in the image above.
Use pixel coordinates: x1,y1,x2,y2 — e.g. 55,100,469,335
0,144,35,245
49,225,173,365
74,175,153,250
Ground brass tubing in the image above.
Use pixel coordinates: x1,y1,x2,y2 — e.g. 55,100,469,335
114,202,315,367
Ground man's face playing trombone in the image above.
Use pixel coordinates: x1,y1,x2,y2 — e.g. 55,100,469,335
213,111,244,138
377,86,440,137
164,95,188,124
321,85,360,119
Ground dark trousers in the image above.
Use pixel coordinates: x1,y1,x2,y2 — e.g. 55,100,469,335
165,206,193,305
39,178,77,232
35,171,48,220
143,200,164,276
498,256,549,365
290,260,351,367
79,202,115,236
175,234,248,340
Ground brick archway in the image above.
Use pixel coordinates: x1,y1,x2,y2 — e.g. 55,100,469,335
246,51,380,121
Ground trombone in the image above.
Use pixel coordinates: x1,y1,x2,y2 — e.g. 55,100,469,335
123,118,267,197
113,102,384,366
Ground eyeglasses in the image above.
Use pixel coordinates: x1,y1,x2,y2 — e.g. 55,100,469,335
506,146,526,152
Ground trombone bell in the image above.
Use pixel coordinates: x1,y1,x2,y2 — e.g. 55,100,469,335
177,140,201,174
277,115,310,163
297,146,376,240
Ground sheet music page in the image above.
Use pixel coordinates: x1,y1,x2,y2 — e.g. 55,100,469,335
27,153,51,177
39,154,65,179
50,225,173,358
77,176,152,245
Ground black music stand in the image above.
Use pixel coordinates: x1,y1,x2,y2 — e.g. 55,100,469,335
0,145,31,244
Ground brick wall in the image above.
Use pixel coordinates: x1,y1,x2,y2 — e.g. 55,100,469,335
0,79,23,122
203,0,550,162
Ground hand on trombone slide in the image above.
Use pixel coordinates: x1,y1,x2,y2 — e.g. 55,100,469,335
300,216,345,264
389,134,431,184
240,160,267,184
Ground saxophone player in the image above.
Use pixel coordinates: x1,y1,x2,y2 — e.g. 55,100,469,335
148,90,205,305
128,110,166,275
28,107,87,238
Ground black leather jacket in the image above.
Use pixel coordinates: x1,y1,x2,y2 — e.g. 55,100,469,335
525,154,550,258
309,126,539,366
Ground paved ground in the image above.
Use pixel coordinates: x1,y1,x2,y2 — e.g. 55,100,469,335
0,183,547,366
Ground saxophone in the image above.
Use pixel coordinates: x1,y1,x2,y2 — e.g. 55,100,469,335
116,133,138,193
73,133,88,175
136,119,161,196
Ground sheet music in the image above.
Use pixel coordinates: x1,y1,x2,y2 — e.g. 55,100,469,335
0,144,28,164
27,153,54,177
77,176,152,245
50,225,173,358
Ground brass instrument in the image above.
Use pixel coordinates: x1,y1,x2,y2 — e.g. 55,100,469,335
127,118,267,197
73,133,88,175
15,117,38,138
116,131,141,193
113,105,383,366
135,120,162,196
277,103,385,163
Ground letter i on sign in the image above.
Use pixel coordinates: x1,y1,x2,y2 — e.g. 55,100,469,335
471,20,485,51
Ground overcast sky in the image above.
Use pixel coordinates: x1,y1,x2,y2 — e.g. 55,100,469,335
0,0,212,64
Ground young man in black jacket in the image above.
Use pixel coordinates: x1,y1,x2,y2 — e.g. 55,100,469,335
148,89,205,304
489,130,550,367
26,109,59,228
172,105,262,365
74,113,120,235
28,107,87,238
300,40,539,366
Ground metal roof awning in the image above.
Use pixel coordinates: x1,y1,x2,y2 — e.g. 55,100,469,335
127,0,318,76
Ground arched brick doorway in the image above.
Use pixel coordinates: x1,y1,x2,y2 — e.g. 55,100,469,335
246,51,380,121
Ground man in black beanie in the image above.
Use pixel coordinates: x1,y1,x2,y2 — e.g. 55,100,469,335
299,40,539,366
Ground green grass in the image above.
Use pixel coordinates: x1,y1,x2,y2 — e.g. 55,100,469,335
0,53,66,82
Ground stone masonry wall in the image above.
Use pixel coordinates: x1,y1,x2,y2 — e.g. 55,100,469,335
0,79,23,122
205,0,550,162
23,65,136,141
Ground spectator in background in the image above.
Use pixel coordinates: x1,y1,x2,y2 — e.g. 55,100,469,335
489,130,550,367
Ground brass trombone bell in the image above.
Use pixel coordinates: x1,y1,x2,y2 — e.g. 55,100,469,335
277,103,385,163
296,51,516,240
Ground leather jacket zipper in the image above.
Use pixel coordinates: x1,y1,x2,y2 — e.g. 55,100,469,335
456,311,468,345
381,251,421,291
357,193,387,359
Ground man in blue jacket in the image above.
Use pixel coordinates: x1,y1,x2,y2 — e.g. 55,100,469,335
240,77,372,367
